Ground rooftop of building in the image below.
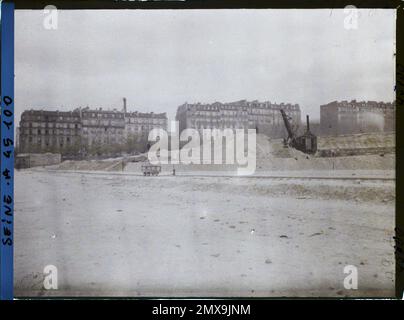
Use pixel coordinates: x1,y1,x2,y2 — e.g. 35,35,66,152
125,111,167,118
321,100,396,108
21,107,167,119
79,107,122,113
177,100,300,112
22,109,81,116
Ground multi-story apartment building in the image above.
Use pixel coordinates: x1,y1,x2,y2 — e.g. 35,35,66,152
18,104,168,156
125,111,168,140
18,110,82,153
80,107,125,147
175,100,301,138
320,100,395,136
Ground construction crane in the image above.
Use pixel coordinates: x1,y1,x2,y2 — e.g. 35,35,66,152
280,109,317,154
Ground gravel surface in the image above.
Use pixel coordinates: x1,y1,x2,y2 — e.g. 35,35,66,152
14,170,395,297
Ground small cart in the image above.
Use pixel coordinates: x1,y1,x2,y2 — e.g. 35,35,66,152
141,163,161,176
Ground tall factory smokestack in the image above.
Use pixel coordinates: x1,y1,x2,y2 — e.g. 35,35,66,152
306,115,310,132
123,97,127,113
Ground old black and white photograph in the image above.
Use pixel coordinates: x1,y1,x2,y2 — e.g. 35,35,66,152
13,8,396,297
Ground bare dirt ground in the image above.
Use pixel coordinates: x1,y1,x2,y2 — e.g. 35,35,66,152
14,169,395,297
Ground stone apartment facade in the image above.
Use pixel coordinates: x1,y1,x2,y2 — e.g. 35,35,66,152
18,110,82,153
18,106,168,155
125,111,168,140
175,100,301,138
320,100,395,136
80,107,125,147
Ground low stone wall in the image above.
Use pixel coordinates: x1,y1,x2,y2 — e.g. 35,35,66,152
16,153,61,169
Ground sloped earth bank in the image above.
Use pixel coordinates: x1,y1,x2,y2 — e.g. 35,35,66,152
47,153,395,174
46,133,395,173
14,170,394,297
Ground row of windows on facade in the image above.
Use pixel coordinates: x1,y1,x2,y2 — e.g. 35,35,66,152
82,119,125,126
83,128,124,135
321,101,395,111
81,125,162,134
20,128,79,135
189,109,299,117
183,103,299,110
81,119,165,125
189,115,289,124
21,122,80,129
126,118,167,124
191,120,284,128
87,138,118,144
83,113,166,120
80,121,166,127
126,125,162,131
186,117,289,123
82,113,124,119
82,112,166,119
20,124,164,139
189,118,249,123
22,115,79,122
21,135,121,146
22,136,74,144
22,119,165,128
191,124,250,129
21,121,165,131
335,102,394,108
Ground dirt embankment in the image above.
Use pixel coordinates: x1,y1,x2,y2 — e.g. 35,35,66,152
45,133,395,172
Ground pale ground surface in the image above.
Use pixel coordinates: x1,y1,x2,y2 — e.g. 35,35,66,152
14,168,395,297
14,134,396,297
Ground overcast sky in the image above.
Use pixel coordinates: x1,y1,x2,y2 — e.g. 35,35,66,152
15,9,395,123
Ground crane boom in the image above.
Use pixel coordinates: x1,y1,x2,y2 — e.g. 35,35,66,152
280,109,295,140
279,110,317,155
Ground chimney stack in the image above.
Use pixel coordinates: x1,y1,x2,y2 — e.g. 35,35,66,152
306,115,310,132
123,97,127,113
